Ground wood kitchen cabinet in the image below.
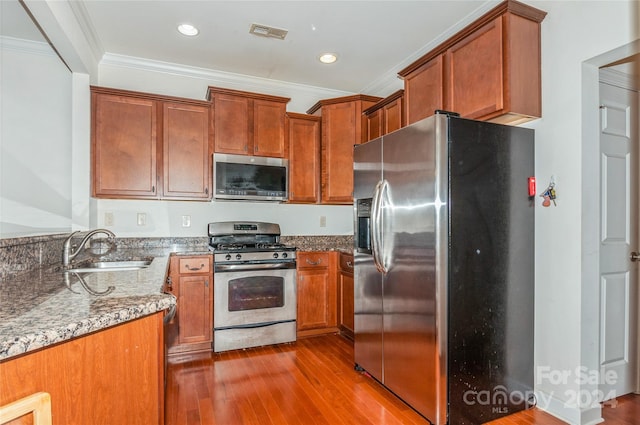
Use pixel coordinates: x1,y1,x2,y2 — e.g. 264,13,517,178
337,252,355,340
398,0,546,125
207,86,290,158
296,251,338,337
287,113,321,203
0,313,165,424
364,90,404,141
91,86,212,200
166,255,213,355
307,95,382,204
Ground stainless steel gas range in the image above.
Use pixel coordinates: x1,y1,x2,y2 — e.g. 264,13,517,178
208,221,297,352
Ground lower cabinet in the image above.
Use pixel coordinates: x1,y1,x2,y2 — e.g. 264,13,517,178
166,255,213,355
296,251,338,337
0,313,165,425
337,252,355,340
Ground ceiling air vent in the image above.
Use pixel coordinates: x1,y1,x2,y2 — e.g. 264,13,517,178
249,23,288,40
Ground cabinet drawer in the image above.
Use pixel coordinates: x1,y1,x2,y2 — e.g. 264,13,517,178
339,253,354,273
297,252,329,269
178,257,211,274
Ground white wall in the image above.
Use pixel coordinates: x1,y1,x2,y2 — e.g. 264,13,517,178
0,37,73,237
527,1,638,424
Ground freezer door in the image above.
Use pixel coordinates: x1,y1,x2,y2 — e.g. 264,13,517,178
353,138,384,382
380,115,448,423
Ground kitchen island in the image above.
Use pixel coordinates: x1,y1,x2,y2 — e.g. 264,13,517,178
0,248,177,425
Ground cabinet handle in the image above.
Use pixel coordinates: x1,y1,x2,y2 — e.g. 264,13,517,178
185,263,205,271
152,185,155,193
205,187,209,195
306,258,322,265
205,279,209,287
166,276,173,290
346,261,353,268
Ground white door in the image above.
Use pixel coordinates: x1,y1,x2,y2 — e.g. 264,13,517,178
598,79,639,400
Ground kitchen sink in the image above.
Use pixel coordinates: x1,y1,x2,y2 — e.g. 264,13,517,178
66,259,152,273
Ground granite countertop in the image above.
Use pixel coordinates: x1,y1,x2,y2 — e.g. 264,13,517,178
0,248,182,361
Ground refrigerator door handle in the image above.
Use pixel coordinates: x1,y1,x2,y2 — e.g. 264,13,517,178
371,179,389,274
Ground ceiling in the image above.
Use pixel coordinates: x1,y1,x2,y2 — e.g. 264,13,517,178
74,0,501,93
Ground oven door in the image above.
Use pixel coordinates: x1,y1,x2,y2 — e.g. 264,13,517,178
213,267,296,352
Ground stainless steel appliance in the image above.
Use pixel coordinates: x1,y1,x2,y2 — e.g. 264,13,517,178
353,112,535,424
213,153,288,201
209,221,296,352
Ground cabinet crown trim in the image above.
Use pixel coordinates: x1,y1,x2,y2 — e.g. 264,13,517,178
90,85,210,106
206,86,290,103
286,112,321,121
397,0,547,78
306,94,383,115
363,90,404,115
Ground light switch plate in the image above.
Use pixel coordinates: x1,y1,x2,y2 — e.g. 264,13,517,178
182,215,191,227
137,213,146,226
104,212,114,226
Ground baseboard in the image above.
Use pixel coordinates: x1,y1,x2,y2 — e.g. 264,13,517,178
535,390,603,425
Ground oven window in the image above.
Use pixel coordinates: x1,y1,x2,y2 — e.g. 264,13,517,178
228,276,284,311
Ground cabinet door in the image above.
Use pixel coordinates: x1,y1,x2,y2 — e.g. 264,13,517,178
213,93,250,154
321,102,357,204
404,55,445,126
253,99,287,157
178,275,211,345
93,93,158,198
366,108,383,141
446,17,503,119
296,252,337,334
339,270,355,339
288,114,320,203
163,102,211,199
383,97,403,135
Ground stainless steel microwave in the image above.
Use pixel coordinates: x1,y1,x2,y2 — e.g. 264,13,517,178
213,153,288,202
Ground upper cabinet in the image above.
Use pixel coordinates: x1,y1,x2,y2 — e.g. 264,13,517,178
287,113,321,204
398,0,546,126
206,86,290,158
307,95,382,204
91,86,212,201
364,90,404,141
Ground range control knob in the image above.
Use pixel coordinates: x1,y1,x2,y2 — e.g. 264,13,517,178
225,254,231,260
273,253,279,259
282,253,288,258
235,254,242,260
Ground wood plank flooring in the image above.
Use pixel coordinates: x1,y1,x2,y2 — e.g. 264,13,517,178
165,334,639,425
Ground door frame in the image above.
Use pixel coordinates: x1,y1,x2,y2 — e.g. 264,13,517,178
581,39,640,423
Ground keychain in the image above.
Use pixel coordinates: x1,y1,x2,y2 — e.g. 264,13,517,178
540,178,557,207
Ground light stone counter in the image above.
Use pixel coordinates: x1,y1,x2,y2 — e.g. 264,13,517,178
0,249,180,361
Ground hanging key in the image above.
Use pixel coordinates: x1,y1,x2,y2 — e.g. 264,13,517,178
549,188,557,206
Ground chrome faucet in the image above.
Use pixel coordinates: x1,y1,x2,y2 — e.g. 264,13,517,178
63,229,116,267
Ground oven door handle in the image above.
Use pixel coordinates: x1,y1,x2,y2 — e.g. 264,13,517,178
214,262,296,272
214,319,296,331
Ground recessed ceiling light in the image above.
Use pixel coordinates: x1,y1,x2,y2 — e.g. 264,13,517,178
319,53,337,64
177,24,199,37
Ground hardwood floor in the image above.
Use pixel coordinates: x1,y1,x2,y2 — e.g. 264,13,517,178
165,334,639,425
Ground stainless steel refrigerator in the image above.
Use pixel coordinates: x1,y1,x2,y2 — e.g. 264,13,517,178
353,112,535,424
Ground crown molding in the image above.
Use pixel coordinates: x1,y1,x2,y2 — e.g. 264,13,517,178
100,53,353,101
66,0,104,65
0,36,57,57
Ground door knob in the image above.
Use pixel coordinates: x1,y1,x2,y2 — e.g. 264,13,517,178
631,252,640,262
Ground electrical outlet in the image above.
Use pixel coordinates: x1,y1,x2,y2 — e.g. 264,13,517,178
319,216,326,227
137,213,146,226
182,215,191,227
104,212,114,226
